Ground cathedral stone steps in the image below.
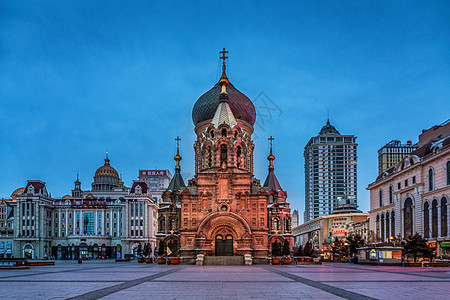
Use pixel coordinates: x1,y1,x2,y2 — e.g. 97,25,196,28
203,256,244,265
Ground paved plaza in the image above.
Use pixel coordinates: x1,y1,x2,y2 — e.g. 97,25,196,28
0,260,449,299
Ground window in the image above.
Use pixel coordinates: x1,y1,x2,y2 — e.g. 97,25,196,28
429,168,434,191
405,179,408,187
447,161,450,185
83,213,94,235
376,214,380,241
432,199,438,237
404,198,413,237
413,176,416,184
379,190,383,207
424,202,430,238
273,218,279,231
386,212,390,241
140,203,143,216
389,186,393,204
381,213,385,241
221,128,227,137
442,197,448,237
220,144,227,165
398,182,401,190
391,211,395,238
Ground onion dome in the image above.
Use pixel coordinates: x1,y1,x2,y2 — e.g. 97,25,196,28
192,49,256,126
192,83,256,126
319,119,340,135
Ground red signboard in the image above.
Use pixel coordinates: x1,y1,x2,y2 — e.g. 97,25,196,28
140,170,167,176
392,251,402,259
426,241,436,248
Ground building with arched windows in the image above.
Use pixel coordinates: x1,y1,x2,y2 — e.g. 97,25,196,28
10,155,159,260
368,120,450,256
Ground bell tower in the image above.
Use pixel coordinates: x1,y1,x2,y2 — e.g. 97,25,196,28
193,48,255,175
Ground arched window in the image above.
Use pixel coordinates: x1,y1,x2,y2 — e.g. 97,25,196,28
391,211,395,238
159,218,165,233
404,198,413,237
234,130,238,138
389,185,393,204
376,214,380,241
220,144,227,166
236,146,242,168
285,218,290,232
379,190,383,207
210,130,214,138
273,218,280,231
221,128,227,137
432,199,438,237
381,213,385,241
424,202,430,238
429,168,434,191
441,197,448,237
447,161,450,186
170,218,177,231
386,211,390,240
207,146,212,167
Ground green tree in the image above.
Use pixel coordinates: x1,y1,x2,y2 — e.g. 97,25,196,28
345,234,366,257
143,243,150,257
283,240,291,256
330,240,343,260
402,233,434,262
158,241,165,257
303,241,314,257
294,244,304,256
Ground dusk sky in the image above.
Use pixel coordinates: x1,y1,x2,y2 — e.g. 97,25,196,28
1,1,449,223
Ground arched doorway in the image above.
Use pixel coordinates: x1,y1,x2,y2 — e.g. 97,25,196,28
215,234,233,256
23,244,33,259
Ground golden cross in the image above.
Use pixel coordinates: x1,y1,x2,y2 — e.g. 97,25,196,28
170,230,174,235
220,48,228,69
268,136,275,148
175,136,181,147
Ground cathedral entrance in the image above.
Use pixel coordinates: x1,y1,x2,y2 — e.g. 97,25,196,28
215,234,233,256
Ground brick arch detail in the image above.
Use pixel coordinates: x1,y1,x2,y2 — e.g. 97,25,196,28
197,212,252,239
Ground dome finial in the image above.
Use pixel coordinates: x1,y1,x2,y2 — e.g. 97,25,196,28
267,136,275,168
105,151,110,165
174,136,182,169
219,48,229,94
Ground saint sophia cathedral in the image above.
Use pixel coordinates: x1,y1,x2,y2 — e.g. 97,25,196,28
157,49,292,263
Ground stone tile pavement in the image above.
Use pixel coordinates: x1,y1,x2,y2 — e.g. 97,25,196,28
0,260,449,299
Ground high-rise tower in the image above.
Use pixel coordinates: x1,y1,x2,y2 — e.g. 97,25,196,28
304,120,358,222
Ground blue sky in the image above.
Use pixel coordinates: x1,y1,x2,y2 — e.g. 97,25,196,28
1,1,449,222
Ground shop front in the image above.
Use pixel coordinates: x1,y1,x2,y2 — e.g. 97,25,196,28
439,241,450,257
357,245,403,265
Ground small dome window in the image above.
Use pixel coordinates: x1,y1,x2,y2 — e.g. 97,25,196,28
222,128,227,137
